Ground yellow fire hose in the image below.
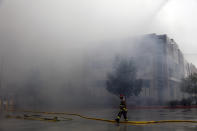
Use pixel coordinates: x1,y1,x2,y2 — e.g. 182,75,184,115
6,114,72,122
6,115,60,122
6,109,197,125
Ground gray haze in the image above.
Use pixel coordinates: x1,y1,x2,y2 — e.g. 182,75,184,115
0,0,197,109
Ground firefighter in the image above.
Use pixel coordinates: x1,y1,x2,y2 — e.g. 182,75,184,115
115,94,128,123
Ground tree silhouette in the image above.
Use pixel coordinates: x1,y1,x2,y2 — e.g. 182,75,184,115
106,56,142,98
181,73,197,97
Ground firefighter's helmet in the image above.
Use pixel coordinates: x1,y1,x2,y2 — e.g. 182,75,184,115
120,94,124,99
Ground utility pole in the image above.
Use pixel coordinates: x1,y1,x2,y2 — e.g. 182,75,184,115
0,56,3,109
0,56,3,90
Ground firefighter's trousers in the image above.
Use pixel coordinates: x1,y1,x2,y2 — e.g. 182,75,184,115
117,109,127,120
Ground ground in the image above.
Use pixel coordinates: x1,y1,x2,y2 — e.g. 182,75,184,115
0,108,197,131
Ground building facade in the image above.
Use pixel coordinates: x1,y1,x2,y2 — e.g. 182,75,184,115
137,34,197,103
59,33,197,105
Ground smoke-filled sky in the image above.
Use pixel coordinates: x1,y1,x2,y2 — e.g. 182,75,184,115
0,0,197,81
0,0,197,65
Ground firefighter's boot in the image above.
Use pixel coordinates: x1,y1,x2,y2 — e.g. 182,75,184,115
115,118,119,123
115,116,120,123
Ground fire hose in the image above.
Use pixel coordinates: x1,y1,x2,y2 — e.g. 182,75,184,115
6,114,72,122
6,109,197,125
